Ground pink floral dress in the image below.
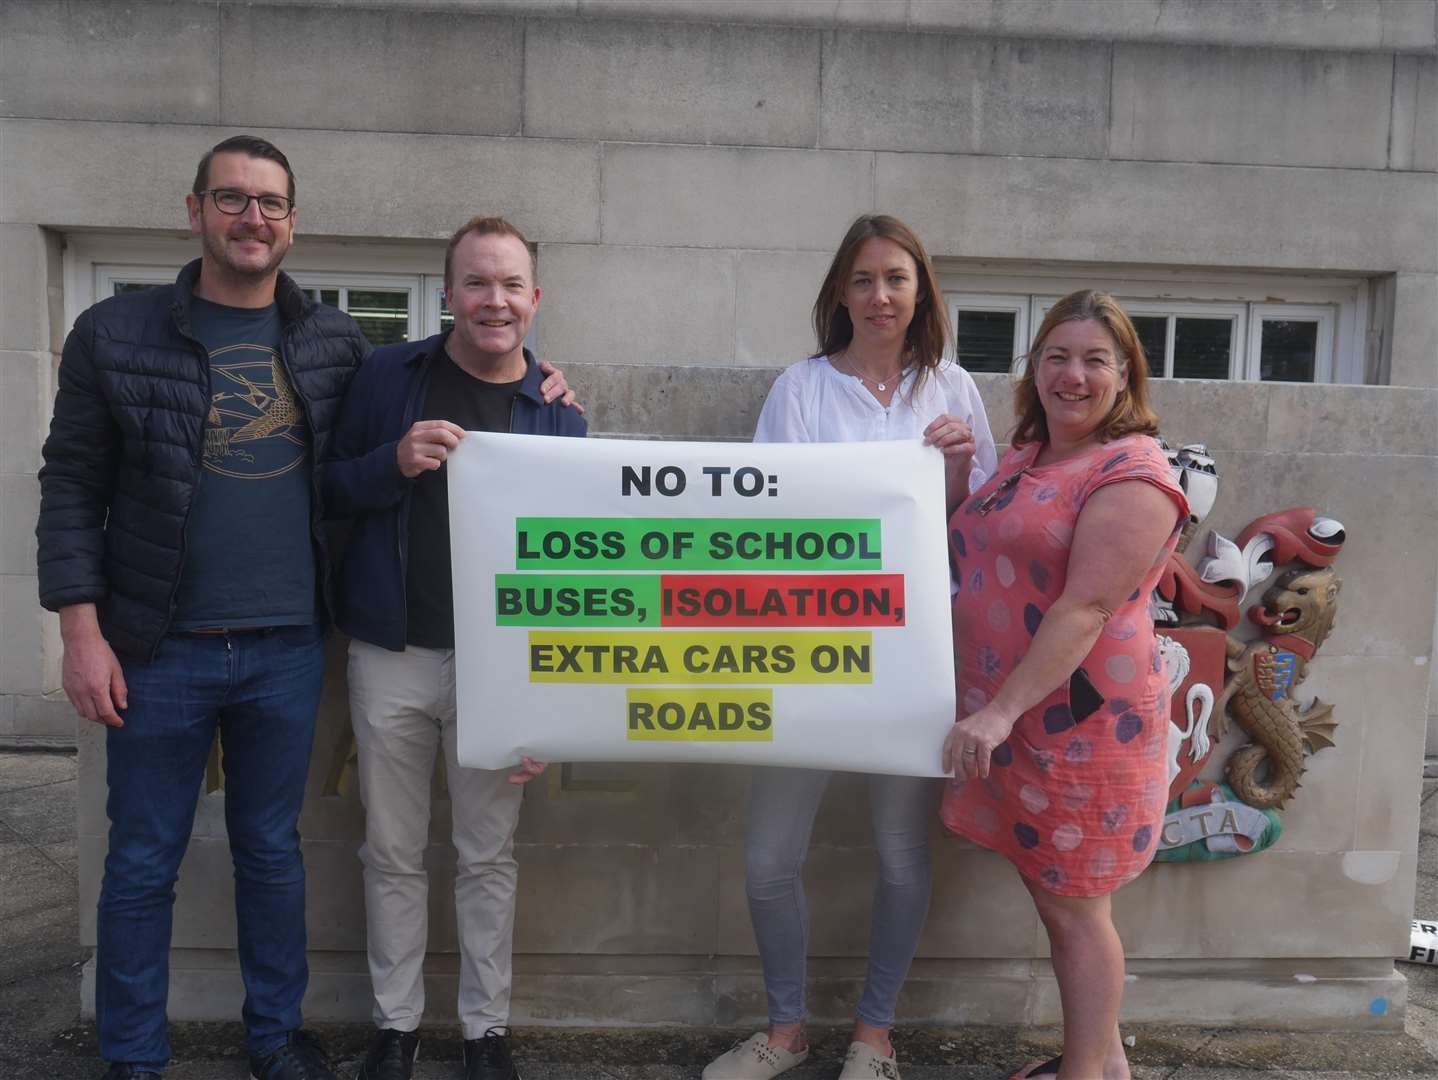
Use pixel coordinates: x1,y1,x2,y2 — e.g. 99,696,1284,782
940,434,1188,896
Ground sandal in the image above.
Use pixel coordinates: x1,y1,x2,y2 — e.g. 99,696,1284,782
1005,1055,1062,1080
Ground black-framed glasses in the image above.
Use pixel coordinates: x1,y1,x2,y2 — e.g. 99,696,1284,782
199,188,294,220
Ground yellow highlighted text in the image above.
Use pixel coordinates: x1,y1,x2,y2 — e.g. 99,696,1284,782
527,631,872,684
627,689,774,741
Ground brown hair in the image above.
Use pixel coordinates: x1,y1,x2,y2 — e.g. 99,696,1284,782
811,215,951,391
1011,289,1160,447
444,216,535,287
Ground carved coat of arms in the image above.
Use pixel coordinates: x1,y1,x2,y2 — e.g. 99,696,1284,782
1150,444,1346,862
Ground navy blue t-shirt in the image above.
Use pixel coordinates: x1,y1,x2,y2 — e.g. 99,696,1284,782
170,297,316,629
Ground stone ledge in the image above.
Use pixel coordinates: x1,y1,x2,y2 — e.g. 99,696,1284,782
0,734,74,751
79,953,1414,1032
222,0,1438,54
565,363,1438,459
2,693,75,742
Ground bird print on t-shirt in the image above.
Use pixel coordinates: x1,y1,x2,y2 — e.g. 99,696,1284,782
202,346,308,479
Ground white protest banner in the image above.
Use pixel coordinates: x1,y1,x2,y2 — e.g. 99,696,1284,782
448,433,955,776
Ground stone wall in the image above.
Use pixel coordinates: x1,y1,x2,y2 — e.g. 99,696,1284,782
64,370,1438,1029
2,0,1435,1027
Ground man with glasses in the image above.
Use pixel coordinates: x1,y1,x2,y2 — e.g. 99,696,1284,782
38,135,361,1080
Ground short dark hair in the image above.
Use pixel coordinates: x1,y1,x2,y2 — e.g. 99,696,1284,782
193,135,296,202
444,216,536,288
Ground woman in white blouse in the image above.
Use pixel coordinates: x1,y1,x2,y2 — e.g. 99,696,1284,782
704,215,997,1080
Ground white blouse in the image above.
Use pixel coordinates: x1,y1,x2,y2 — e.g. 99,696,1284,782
753,356,998,495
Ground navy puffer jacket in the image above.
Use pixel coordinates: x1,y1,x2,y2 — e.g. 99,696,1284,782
36,259,369,660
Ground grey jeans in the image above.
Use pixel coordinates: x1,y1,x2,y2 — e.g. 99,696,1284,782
348,639,524,1039
744,766,937,1028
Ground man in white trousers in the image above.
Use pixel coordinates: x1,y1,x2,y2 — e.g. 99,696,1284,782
323,216,586,1080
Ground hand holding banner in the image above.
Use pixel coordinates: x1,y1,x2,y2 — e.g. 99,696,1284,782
449,434,955,776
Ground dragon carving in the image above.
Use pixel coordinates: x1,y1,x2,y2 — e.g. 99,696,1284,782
1211,563,1341,809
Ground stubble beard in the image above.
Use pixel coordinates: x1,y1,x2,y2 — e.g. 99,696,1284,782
202,226,287,283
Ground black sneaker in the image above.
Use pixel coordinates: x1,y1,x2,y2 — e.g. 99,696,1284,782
463,1026,519,1080
102,1068,162,1079
248,1029,338,1080
358,1028,420,1080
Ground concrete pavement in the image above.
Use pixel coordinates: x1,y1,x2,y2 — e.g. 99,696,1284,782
2,749,1435,1079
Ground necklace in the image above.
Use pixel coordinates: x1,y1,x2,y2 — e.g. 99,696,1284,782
842,351,903,392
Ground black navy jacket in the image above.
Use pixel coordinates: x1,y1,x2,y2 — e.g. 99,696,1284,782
36,260,369,661
324,331,588,651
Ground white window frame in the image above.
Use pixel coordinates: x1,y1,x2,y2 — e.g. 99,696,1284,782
423,276,449,335
64,232,448,339
1113,299,1247,380
1246,303,1337,383
68,233,543,354
94,264,176,298
1029,297,1247,380
947,292,1029,372
89,263,422,344
938,260,1366,384
289,271,422,343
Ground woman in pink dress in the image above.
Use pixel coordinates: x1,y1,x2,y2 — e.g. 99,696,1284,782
940,290,1188,1080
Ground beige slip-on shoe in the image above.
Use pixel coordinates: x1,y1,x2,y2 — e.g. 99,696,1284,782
837,1039,901,1079
701,1032,810,1079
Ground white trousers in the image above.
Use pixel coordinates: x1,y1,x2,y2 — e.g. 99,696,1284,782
348,639,523,1038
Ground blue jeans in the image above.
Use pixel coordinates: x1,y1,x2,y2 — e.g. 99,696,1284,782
97,625,325,1069
745,767,937,1028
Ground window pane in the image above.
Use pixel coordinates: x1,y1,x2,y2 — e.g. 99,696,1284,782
1130,316,1168,377
1259,320,1318,382
113,282,153,296
439,290,453,329
954,309,1016,373
345,288,409,346
1173,317,1232,380
304,287,340,307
